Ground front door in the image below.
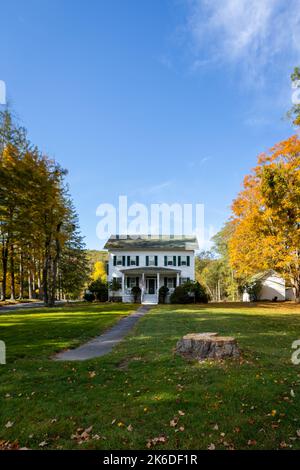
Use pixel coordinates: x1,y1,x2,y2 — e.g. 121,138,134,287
148,278,155,294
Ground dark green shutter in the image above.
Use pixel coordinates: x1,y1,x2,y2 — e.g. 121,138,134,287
122,255,126,266
136,256,139,266
173,278,176,288
173,256,176,266
164,256,167,266
155,255,158,266
164,277,167,287
178,256,181,266
113,256,116,266
187,256,190,266
127,255,130,266
136,277,139,286
106,262,109,275
146,256,149,266
127,277,130,288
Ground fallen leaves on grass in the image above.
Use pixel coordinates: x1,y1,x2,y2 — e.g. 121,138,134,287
88,371,96,378
5,421,14,428
247,439,257,446
0,440,20,450
208,443,215,450
170,417,178,428
71,425,93,444
146,435,168,449
38,441,48,447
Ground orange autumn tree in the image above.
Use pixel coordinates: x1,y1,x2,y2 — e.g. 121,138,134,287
228,135,300,302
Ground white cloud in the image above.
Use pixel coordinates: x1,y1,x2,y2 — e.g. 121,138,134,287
185,0,300,78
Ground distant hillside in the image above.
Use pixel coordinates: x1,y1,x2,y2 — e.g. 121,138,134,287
85,250,108,272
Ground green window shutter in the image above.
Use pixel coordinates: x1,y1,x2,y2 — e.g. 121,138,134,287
164,256,167,266
146,256,149,266
155,255,158,266
187,256,190,266
173,278,176,288
136,256,139,266
187,277,190,282
127,256,130,266
106,262,109,275
113,256,116,266
173,256,176,266
136,277,139,286
122,255,126,266
178,256,181,266
126,277,130,288
164,277,167,287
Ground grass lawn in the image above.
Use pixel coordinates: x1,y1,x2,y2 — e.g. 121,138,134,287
1,302,300,450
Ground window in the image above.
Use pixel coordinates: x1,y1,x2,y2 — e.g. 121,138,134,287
146,255,157,266
127,277,138,288
180,277,190,285
148,255,155,266
167,256,173,266
167,278,176,289
178,255,190,266
116,255,123,266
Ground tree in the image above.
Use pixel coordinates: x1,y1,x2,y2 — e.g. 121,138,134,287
91,261,107,283
228,136,300,302
288,67,300,126
0,107,88,304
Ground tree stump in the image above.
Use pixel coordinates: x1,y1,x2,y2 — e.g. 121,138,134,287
176,332,240,360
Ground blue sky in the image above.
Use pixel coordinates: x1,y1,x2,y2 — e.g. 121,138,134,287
1,0,299,248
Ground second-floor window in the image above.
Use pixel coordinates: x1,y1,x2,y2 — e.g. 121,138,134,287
146,255,158,266
164,255,176,266
127,256,139,266
116,255,123,266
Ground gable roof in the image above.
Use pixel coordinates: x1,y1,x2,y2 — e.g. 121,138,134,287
249,270,281,282
104,235,198,251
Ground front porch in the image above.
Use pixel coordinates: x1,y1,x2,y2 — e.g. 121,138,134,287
115,267,181,304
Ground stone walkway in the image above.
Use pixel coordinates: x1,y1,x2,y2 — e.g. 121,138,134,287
54,305,152,361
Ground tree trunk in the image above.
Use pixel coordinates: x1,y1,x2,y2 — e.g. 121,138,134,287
28,270,32,299
10,243,15,300
19,249,24,299
37,264,42,299
1,239,8,301
293,279,300,303
32,269,36,299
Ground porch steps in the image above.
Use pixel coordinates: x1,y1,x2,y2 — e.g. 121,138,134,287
142,294,158,305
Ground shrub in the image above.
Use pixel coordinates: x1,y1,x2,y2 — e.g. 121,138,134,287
88,280,108,302
83,292,95,302
131,285,141,303
170,285,191,304
158,285,169,303
170,281,209,304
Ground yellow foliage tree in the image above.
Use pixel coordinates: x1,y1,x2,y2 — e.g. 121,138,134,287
229,136,300,302
91,261,107,283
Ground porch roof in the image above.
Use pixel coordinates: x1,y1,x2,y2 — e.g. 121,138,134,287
118,266,180,275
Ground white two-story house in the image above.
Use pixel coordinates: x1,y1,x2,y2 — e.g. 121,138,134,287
104,235,198,304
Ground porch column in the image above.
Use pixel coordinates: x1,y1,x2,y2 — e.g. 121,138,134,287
142,272,145,301
176,272,180,287
121,272,125,299
157,272,160,295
